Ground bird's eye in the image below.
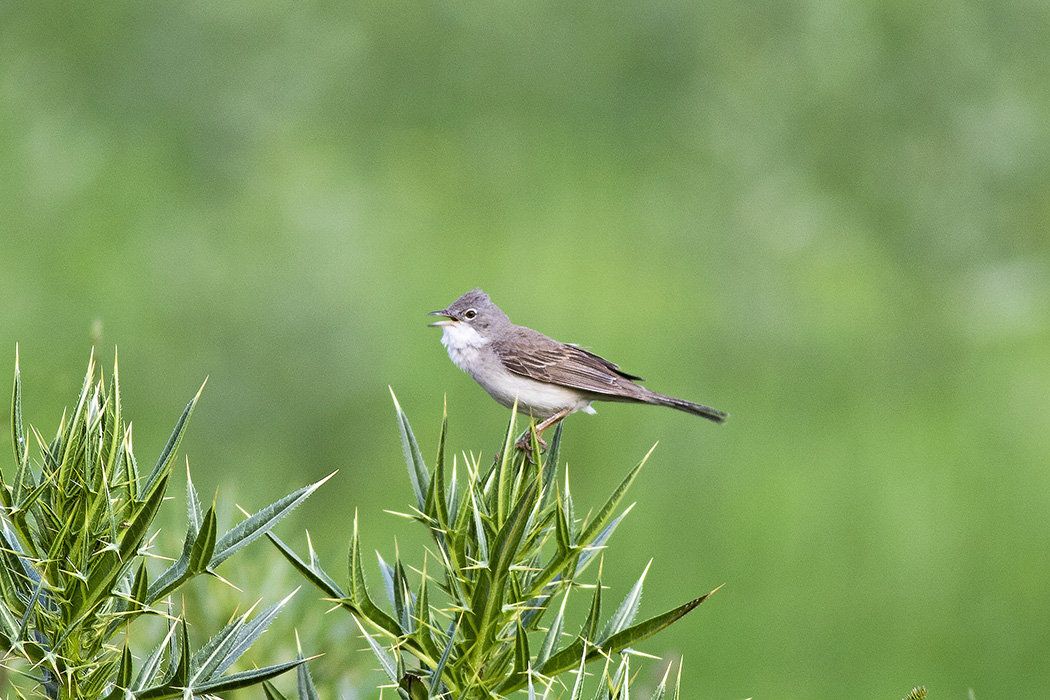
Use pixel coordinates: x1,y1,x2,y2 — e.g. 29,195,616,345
463,308,477,320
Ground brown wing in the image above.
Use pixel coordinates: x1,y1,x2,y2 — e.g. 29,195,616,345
492,334,645,397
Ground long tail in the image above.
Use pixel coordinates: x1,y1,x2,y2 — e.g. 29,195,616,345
648,391,728,424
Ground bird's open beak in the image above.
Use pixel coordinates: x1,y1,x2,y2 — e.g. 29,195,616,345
427,309,458,327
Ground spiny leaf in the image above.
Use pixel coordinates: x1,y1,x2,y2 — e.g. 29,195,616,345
468,479,490,565
535,590,570,668
391,388,430,512
595,653,631,700
5,345,25,509
579,507,634,574
145,549,190,605
143,379,206,496
597,560,651,643
268,531,346,600
135,633,310,698
17,577,47,644
554,488,573,558
583,576,603,643
189,591,296,683
425,395,451,532
393,556,416,633
171,618,191,687
512,618,531,683
569,647,588,700
131,615,180,691
377,551,398,611
11,425,41,516
524,590,715,695
526,482,626,603
121,425,139,500
186,465,204,537
210,471,334,568
189,505,218,574
295,631,321,700
129,559,149,613
352,614,399,684
349,512,403,639
430,616,459,698
121,471,170,563
579,447,652,547
649,660,673,700
537,423,563,512
600,589,714,653
101,351,125,488
100,641,134,700
496,407,519,524
193,658,309,694
56,347,97,486
411,569,442,664
446,457,461,531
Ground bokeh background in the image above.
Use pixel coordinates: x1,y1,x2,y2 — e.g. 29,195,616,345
2,1,1049,698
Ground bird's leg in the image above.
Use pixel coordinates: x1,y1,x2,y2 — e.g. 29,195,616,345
534,407,573,436
514,407,573,453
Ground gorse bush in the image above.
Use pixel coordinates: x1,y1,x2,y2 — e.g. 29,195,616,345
271,393,716,699
0,350,326,699
0,350,929,700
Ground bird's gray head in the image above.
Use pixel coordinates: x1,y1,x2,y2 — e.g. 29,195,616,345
428,288,510,336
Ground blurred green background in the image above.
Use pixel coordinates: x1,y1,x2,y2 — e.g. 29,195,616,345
2,0,1049,697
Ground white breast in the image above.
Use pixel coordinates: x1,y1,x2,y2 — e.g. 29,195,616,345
440,322,490,373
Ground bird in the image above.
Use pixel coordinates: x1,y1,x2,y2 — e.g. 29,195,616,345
428,289,726,448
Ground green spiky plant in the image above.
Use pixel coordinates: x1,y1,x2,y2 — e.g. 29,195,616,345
0,349,328,699
271,392,715,698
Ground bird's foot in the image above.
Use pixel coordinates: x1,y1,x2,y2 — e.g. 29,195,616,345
492,432,546,466
513,408,569,458
514,432,548,455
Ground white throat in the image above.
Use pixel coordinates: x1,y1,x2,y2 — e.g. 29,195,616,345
440,322,489,373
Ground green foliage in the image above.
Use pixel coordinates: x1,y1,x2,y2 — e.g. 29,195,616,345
0,350,326,699
3,0,1048,694
261,634,321,700
273,392,714,698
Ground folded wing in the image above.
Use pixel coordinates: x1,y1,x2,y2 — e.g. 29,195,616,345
493,339,645,397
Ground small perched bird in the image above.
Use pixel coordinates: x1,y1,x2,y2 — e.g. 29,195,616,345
428,289,727,446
